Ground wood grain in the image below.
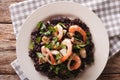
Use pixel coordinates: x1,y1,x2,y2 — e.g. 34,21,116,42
0,24,16,74
0,23,16,75
103,53,120,74
0,75,20,80
0,74,120,80
0,51,16,65
98,74,120,80
0,64,16,74
0,24,16,51
0,24,15,40
97,52,120,80
0,0,24,23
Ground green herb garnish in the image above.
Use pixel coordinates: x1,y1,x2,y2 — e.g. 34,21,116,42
29,41,34,50
48,26,57,33
73,44,86,49
36,52,44,58
44,31,51,35
86,32,91,36
50,65,55,70
61,44,66,49
45,43,53,49
53,37,58,42
58,23,67,28
56,54,61,60
37,21,43,29
37,22,47,34
36,37,41,43
54,66,60,74
86,37,90,45
41,23,46,30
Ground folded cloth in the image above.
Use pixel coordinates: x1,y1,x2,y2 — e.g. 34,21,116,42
9,0,120,80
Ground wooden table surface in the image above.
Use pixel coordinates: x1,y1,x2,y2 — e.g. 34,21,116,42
0,0,120,80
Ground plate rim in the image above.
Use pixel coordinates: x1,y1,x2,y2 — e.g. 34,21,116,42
16,1,109,80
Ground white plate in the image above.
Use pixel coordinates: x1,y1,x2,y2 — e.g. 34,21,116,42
16,2,109,80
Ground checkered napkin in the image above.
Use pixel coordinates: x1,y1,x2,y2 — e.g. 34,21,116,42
9,0,120,80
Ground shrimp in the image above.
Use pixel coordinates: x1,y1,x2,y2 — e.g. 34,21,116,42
41,46,48,56
55,24,63,40
51,50,63,64
69,25,86,42
67,54,81,71
60,38,72,62
41,46,56,65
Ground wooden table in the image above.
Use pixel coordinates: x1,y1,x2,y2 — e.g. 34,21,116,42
0,0,120,80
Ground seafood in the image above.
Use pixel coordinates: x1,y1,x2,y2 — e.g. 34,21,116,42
55,24,63,40
41,46,56,65
60,39,72,62
69,25,86,42
29,17,94,79
67,54,81,71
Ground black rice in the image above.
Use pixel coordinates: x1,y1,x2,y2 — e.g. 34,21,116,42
29,16,94,80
